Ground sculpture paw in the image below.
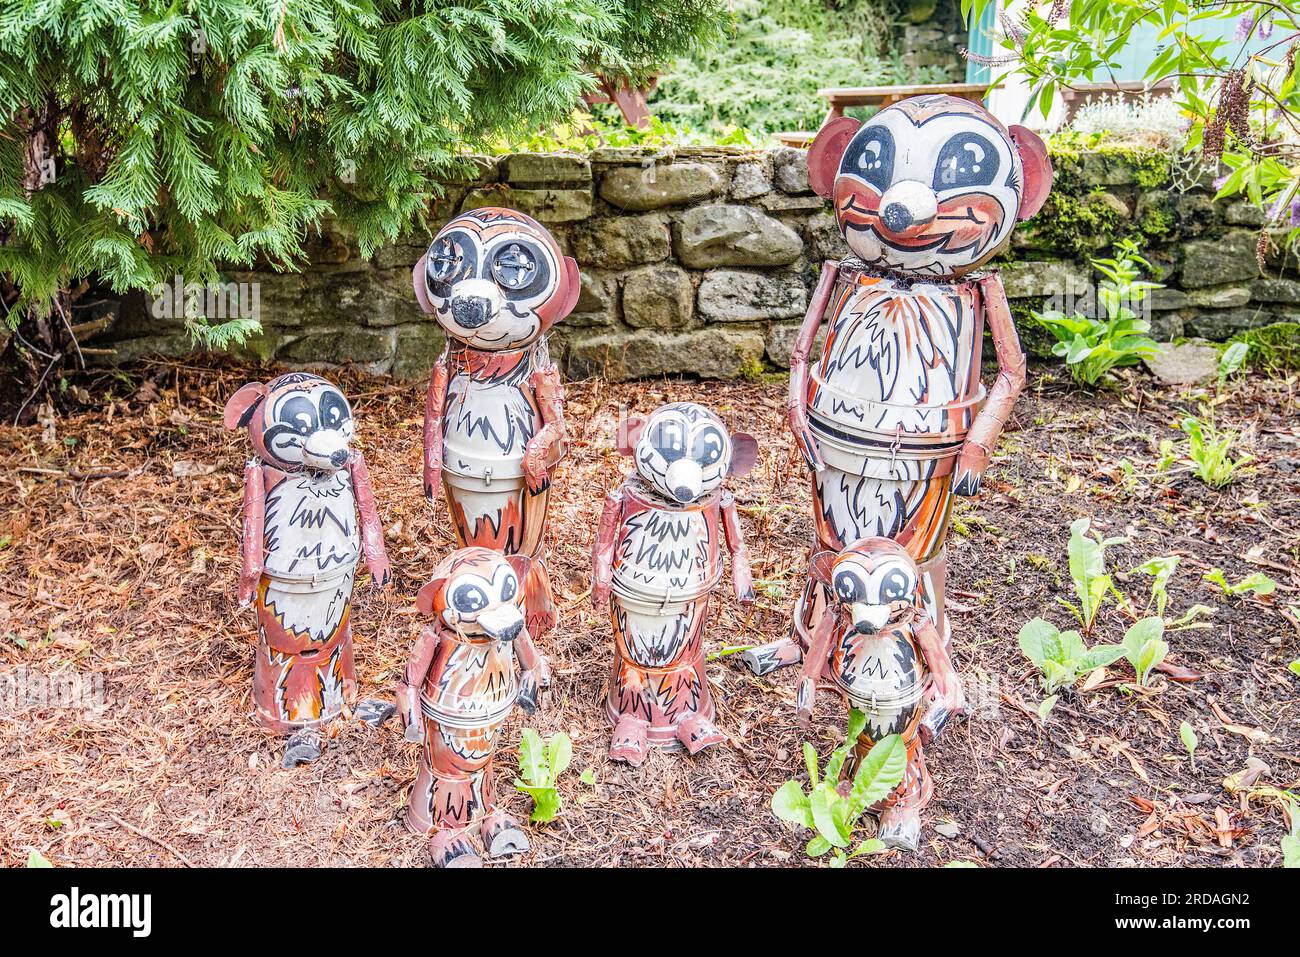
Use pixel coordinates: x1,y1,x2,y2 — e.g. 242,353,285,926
952,469,982,497
877,807,922,852
428,830,482,869
676,713,725,756
481,811,530,859
516,673,540,716
282,728,323,768
609,715,650,767
354,699,396,728
737,637,802,676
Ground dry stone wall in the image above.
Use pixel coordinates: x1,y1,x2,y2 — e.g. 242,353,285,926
102,144,1300,381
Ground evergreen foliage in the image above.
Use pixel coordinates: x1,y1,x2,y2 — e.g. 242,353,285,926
0,0,723,327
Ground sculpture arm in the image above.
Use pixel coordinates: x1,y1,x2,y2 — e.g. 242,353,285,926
796,611,837,726
397,625,442,743
513,623,549,715
720,493,754,605
915,616,965,741
237,460,265,607
523,364,568,493
786,260,839,473
422,350,450,501
350,451,391,590
954,272,1027,496
590,489,623,610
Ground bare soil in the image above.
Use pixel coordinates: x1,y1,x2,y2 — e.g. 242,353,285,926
1,360,1296,868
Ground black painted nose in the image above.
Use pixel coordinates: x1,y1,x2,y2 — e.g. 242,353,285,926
882,202,913,232
854,618,877,635
494,619,523,642
330,449,349,468
450,295,493,329
672,485,695,503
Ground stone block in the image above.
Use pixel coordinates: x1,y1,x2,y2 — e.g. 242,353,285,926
599,162,723,210
698,270,806,322
674,204,802,268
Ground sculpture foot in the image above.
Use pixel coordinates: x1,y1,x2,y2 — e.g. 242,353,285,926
354,699,396,727
676,713,725,755
481,811,530,859
428,830,482,868
282,728,323,768
877,807,921,852
737,637,803,676
608,715,650,766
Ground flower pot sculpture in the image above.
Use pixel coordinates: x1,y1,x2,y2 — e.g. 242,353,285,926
224,373,393,767
591,403,758,765
740,95,1052,678
797,536,965,850
413,207,579,640
397,547,549,867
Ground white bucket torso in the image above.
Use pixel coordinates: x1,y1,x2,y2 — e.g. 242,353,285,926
261,467,359,584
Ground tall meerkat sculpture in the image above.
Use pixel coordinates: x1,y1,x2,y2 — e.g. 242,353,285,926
413,207,579,640
741,95,1052,677
224,373,392,767
591,403,757,765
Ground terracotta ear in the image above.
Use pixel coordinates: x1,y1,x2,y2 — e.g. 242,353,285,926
412,254,434,314
416,577,447,616
558,256,581,321
810,550,838,587
616,414,646,456
807,115,861,198
729,432,759,477
1009,125,1053,220
223,382,267,431
506,554,533,586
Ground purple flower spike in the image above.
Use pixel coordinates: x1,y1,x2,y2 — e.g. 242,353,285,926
1234,13,1255,41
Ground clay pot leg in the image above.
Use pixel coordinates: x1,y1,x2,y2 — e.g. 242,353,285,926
428,828,482,868
739,574,824,676
876,744,934,853
354,699,396,727
675,712,724,755
609,714,650,766
480,810,530,859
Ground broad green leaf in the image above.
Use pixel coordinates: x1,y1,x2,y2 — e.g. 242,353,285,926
828,851,848,868
1283,834,1300,869
1288,660,1300,678
1059,629,1087,665
1123,617,1165,657
850,838,887,857
944,860,979,868
806,835,832,857
1080,643,1128,671
1179,721,1198,758
1018,617,1061,668
513,781,561,823
27,850,52,868
1133,639,1169,686
547,731,573,777
771,780,814,828
849,734,907,813
578,767,596,786
809,784,850,848
1038,694,1059,722
518,728,548,786
803,741,819,786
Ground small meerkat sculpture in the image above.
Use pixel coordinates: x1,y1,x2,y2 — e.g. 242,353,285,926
591,403,758,765
742,94,1052,678
224,373,392,767
413,207,579,640
797,536,964,851
397,547,549,868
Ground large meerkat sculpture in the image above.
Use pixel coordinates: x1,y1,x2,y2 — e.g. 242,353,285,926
591,403,757,765
413,207,579,640
224,372,392,767
741,95,1052,677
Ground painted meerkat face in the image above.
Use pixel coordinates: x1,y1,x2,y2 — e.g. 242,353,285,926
416,547,530,642
412,207,580,351
813,537,923,635
807,95,1053,278
223,372,355,474
619,402,759,505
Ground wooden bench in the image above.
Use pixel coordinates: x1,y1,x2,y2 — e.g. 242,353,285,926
1058,79,1175,122
772,82,1000,148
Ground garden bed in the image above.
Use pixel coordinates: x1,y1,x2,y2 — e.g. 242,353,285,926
0,360,1296,867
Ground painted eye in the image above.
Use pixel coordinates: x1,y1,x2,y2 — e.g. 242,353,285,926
842,124,895,192
429,237,460,278
319,390,350,428
693,426,725,466
834,570,866,604
279,395,317,436
500,573,518,602
933,132,999,190
879,568,913,602
649,418,687,463
451,582,489,615
492,243,538,289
